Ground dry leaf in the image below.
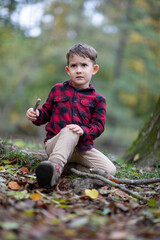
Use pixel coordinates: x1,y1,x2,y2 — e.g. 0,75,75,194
109,230,129,239
30,192,42,201
84,189,99,199
19,167,30,174
8,181,20,190
114,188,131,200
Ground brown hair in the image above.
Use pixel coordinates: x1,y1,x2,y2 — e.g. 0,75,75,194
66,43,97,65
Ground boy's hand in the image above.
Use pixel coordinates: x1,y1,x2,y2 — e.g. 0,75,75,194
26,108,39,122
66,124,84,136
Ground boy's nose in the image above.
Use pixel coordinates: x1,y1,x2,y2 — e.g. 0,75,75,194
76,66,82,73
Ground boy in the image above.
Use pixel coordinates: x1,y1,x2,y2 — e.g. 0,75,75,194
26,43,116,187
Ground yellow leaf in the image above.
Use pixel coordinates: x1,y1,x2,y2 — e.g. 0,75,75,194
30,192,42,201
0,166,6,172
85,189,99,199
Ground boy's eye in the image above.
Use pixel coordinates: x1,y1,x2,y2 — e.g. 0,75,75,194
82,63,87,67
71,64,76,68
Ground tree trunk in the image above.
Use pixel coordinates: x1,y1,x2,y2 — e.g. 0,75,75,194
114,0,135,81
124,97,160,167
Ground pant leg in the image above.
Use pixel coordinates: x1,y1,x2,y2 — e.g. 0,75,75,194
69,147,116,176
45,127,79,168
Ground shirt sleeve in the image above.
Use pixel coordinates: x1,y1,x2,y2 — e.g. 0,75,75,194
33,87,54,126
80,96,106,141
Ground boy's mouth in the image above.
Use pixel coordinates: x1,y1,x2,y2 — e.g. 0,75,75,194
76,76,83,79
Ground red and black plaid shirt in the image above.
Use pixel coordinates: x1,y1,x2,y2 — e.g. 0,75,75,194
33,80,106,152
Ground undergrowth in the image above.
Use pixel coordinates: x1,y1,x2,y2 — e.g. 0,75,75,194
1,139,160,179
0,151,41,172
116,157,160,179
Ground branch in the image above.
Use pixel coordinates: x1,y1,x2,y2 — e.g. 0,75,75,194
70,168,148,202
90,168,160,185
109,177,160,185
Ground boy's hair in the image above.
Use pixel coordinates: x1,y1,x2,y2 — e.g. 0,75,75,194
66,43,97,65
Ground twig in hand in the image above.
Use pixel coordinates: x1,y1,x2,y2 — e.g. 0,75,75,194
33,98,41,111
70,168,149,202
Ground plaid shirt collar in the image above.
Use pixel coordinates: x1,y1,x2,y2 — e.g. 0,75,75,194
63,80,95,92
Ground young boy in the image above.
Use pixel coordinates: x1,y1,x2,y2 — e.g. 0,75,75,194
26,43,116,187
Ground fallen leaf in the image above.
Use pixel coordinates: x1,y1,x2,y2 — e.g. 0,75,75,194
111,187,131,200
0,166,6,172
0,222,19,230
19,167,30,174
133,153,140,162
129,199,140,209
108,176,119,183
14,190,30,200
148,198,157,208
116,202,129,212
9,156,17,164
116,190,131,200
68,217,89,228
14,140,25,148
152,209,160,217
102,208,111,215
109,230,129,239
64,229,77,237
0,176,6,182
84,189,99,199
30,192,42,201
8,181,20,190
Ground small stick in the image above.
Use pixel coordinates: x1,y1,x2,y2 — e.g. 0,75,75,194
33,98,41,111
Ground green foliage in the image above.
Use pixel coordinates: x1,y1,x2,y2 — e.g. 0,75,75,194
148,198,160,208
116,158,160,179
0,0,159,151
0,150,40,172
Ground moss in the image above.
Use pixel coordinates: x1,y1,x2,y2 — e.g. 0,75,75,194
124,97,160,166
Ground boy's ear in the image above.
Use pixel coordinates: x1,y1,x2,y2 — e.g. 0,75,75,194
65,66,70,75
92,64,99,75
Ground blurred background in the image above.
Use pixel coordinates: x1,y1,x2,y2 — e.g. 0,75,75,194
0,0,159,155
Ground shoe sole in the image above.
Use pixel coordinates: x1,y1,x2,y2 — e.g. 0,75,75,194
36,162,54,187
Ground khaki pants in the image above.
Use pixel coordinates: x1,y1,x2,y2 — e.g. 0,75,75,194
45,127,116,175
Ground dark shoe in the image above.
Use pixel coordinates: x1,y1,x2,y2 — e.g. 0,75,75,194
36,161,60,187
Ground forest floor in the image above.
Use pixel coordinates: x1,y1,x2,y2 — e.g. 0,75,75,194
0,139,160,240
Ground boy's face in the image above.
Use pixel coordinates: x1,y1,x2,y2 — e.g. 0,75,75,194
66,54,99,89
